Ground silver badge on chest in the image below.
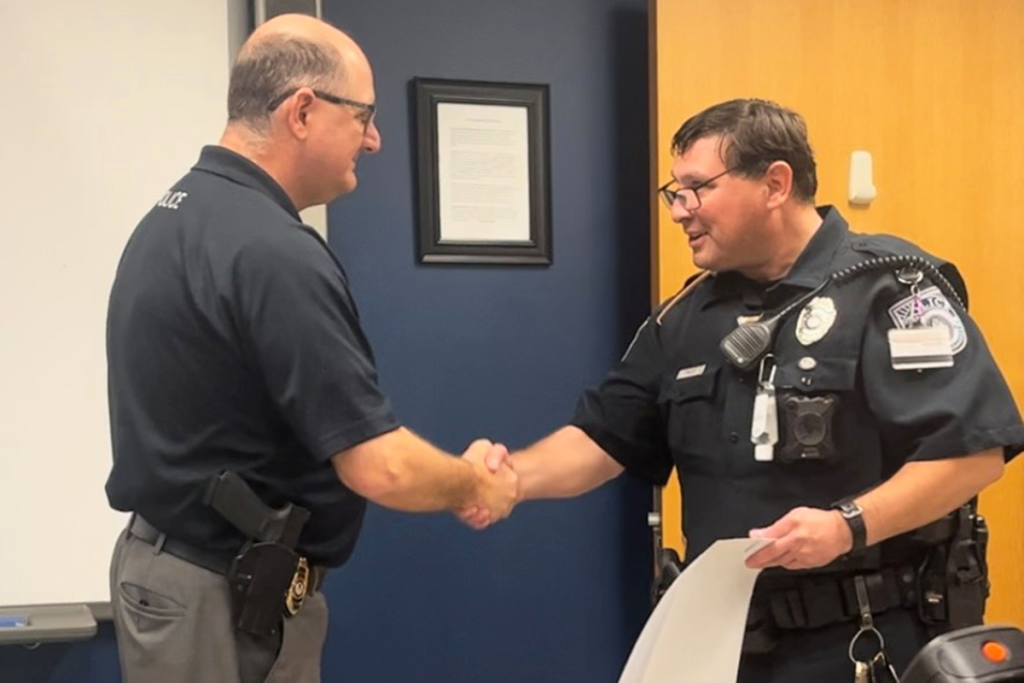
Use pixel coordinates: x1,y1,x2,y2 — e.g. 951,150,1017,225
795,296,837,346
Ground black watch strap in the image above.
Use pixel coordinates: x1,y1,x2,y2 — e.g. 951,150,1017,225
832,500,867,552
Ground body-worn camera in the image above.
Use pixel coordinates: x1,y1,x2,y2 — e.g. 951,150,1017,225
778,394,839,463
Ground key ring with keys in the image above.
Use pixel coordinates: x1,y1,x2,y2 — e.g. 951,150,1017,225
848,575,902,682
848,622,886,664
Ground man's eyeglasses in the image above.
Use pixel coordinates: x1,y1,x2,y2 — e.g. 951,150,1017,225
267,87,377,127
658,167,735,211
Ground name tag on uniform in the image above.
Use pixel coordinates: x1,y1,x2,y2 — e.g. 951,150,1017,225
676,364,706,380
888,326,954,370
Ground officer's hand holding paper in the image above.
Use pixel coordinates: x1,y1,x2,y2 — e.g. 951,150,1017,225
617,538,772,683
745,505,857,570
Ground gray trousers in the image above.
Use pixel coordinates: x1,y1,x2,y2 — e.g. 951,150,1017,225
110,527,328,683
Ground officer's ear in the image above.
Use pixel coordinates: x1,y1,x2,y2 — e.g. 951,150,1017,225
283,88,316,141
763,160,794,209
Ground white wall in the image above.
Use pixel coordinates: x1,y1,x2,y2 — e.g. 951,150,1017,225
0,0,234,607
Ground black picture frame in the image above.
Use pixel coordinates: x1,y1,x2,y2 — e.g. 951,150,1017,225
414,78,551,265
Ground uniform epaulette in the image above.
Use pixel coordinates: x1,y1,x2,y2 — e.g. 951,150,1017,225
850,233,968,309
850,233,930,258
655,271,711,325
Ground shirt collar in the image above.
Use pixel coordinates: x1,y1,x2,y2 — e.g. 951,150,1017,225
702,205,847,308
192,145,301,221
778,205,848,288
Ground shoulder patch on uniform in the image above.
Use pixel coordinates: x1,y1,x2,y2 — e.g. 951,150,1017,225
888,286,967,355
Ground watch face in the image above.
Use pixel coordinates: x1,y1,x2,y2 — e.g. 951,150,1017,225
837,501,862,518
835,500,867,551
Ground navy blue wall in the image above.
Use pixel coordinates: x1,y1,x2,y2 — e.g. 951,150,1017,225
0,1,651,681
321,0,652,681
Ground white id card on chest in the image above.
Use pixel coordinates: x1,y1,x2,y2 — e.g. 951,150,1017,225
888,325,954,370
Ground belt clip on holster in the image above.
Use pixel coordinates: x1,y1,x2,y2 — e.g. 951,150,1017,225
204,472,312,637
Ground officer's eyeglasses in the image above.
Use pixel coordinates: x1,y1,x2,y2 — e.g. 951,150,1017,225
267,88,377,129
658,167,735,211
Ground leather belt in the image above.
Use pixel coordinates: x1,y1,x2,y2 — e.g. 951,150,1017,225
127,515,327,592
129,514,236,574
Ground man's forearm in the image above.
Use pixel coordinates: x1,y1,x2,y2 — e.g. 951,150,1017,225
857,448,1004,546
745,447,1006,570
511,426,624,501
332,427,480,511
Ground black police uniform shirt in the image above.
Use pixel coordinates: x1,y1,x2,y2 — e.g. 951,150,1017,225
106,146,399,567
573,206,1024,582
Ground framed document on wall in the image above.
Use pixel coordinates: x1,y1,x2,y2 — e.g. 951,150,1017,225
414,78,551,265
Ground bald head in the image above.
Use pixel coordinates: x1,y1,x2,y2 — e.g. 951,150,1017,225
245,14,368,67
227,14,369,133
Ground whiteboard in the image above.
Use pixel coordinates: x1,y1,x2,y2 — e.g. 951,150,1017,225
0,0,232,608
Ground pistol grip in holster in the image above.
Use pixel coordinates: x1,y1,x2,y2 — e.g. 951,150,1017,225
203,472,311,546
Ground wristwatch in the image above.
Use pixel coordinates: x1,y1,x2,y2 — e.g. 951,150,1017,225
832,499,867,552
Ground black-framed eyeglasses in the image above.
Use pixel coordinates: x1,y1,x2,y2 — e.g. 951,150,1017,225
658,167,735,211
267,87,377,127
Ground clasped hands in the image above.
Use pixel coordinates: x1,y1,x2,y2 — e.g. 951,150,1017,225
456,439,517,530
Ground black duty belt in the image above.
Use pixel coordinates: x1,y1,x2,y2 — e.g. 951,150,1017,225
127,515,326,592
755,565,917,631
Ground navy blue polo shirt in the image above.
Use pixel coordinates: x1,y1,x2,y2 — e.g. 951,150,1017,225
106,145,399,566
573,206,1023,576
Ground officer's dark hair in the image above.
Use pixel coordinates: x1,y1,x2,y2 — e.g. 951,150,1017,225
227,35,345,131
670,99,818,203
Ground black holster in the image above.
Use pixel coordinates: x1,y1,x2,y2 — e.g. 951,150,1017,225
917,505,990,632
204,472,312,637
651,548,684,606
229,542,303,636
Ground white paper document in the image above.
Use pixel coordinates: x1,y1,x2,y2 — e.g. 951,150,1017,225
436,102,531,243
617,538,772,683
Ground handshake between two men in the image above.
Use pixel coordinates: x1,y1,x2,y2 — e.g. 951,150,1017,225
457,438,518,528
332,425,622,529
454,426,628,530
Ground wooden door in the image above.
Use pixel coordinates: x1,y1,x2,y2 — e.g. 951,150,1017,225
651,0,1024,625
